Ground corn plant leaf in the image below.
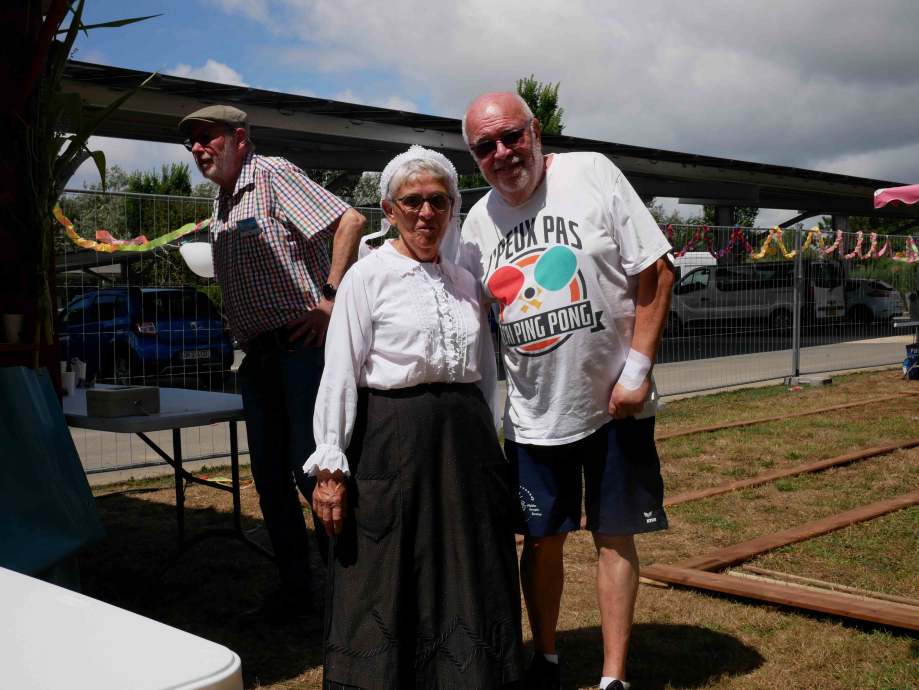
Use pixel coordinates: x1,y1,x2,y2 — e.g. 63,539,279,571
57,14,162,34
53,91,84,137
52,67,161,180
89,149,106,190
81,67,161,140
50,0,85,89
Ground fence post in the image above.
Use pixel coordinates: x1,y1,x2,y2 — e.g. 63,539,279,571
792,227,803,377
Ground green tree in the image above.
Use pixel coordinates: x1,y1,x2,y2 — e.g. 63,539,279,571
517,75,564,135
703,205,760,227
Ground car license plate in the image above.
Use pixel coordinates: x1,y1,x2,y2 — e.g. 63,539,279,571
181,350,210,360
827,308,837,316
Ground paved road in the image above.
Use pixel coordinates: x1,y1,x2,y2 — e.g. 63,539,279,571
79,327,913,482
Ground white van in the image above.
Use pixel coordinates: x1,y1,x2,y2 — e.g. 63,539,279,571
666,259,846,337
672,252,717,284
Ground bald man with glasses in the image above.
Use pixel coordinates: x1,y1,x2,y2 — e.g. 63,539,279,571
458,92,674,690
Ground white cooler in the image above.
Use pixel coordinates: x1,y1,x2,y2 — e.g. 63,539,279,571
0,567,243,690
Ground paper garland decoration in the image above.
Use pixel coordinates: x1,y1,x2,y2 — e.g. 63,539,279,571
55,206,210,253
662,223,913,263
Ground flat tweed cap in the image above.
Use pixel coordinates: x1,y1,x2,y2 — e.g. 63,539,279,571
178,105,250,136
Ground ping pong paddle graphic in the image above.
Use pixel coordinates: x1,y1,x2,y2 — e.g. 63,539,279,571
488,265,525,307
534,246,577,291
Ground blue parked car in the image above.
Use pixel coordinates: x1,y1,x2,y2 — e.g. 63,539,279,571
59,286,235,386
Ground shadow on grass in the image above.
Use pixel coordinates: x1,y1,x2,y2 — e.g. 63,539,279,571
79,492,327,688
556,623,765,689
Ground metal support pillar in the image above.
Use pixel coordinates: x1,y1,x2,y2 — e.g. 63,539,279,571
833,215,850,279
715,205,734,264
792,228,803,376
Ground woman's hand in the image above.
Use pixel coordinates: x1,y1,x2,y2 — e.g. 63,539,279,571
313,468,347,536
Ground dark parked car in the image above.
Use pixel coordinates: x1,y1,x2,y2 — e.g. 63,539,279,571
59,286,234,385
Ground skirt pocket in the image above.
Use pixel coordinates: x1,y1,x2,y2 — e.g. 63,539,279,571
352,472,401,543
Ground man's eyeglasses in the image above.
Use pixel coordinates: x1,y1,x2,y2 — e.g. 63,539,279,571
469,118,532,159
183,129,233,152
394,193,453,213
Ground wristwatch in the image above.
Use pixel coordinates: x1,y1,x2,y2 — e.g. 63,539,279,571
322,283,337,299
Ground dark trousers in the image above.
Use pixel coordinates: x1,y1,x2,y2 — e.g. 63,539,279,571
237,342,329,592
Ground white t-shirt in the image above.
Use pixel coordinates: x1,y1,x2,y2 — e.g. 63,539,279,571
458,152,672,446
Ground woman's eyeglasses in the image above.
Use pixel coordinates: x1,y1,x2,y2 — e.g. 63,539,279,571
394,193,453,213
183,129,232,151
469,118,532,159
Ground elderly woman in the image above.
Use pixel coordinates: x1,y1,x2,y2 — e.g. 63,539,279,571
304,146,523,690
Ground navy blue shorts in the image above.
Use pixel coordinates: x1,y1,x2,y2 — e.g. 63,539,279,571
506,416,668,537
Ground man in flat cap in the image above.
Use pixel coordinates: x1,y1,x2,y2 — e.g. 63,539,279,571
179,105,365,627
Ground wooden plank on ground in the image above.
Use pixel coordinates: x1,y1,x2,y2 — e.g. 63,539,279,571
655,393,914,441
675,490,919,572
664,438,919,506
640,564,919,631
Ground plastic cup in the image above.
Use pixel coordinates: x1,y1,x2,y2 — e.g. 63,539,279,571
179,242,215,278
61,361,69,374
62,371,75,396
73,362,87,386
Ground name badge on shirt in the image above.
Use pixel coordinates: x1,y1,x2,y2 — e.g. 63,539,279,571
236,217,261,236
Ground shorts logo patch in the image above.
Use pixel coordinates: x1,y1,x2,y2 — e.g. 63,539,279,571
644,511,653,517
519,485,542,520
645,510,657,523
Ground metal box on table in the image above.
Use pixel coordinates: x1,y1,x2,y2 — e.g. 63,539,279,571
85,386,161,417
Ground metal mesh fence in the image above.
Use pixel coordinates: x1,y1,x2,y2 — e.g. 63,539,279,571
657,225,916,395
56,192,918,475
56,189,402,475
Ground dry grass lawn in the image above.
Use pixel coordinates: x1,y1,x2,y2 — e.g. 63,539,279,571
83,369,919,689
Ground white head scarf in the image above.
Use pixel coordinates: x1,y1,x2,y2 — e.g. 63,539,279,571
360,145,462,262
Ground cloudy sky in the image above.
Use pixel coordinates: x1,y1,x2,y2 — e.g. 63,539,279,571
70,0,919,226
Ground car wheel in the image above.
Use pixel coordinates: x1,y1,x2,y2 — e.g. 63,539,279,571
850,305,874,326
769,309,793,333
102,345,141,385
664,312,683,338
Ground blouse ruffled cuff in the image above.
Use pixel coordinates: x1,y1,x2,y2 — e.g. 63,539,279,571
303,444,351,477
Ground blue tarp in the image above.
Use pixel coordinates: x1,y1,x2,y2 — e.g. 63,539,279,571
0,367,105,588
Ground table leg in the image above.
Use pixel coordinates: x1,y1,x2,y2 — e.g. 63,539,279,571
135,428,274,564
173,428,184,545
231,421,242,531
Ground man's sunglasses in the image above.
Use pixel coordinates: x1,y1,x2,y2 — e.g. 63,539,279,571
469,118,532,159
183,128,233,152
394,193,453,213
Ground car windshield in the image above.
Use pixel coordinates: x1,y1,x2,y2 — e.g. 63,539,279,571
141,291,219,321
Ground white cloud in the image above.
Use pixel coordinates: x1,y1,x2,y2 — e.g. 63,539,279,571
167,60,249,86
209,0,270,23
329,89,364,105
80,49,108,65
375,96,418,112
217,0,919,186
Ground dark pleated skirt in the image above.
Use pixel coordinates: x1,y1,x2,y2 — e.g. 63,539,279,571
322,382,523,690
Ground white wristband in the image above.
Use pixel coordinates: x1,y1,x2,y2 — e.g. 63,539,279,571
618,349,652,391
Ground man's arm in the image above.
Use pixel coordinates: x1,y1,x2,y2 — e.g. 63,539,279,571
288,208,366,346
609,256,674,419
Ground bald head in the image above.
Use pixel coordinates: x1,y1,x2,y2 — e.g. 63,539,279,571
462,92,533,146
461,91,545,207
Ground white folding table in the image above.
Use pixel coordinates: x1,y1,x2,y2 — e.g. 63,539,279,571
63,385,273,563
0,566,243,690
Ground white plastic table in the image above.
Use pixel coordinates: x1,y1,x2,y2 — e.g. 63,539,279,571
0,566,243,690
63,385,273,563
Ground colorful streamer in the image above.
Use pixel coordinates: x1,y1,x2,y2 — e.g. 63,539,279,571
893,237,919,263
55,206,210,253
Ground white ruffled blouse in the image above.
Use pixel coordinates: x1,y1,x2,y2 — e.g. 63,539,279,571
304,240,499,477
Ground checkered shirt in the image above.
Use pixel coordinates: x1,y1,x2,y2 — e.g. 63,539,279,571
210,153,351,342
